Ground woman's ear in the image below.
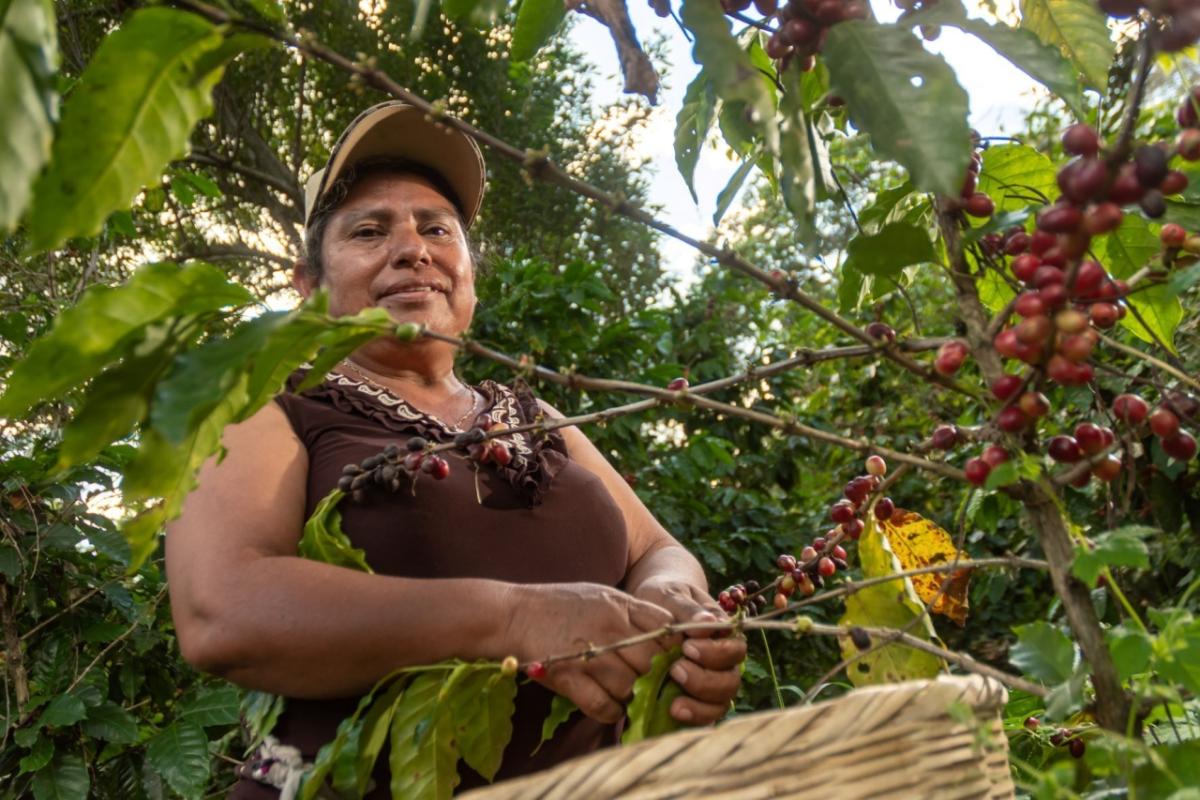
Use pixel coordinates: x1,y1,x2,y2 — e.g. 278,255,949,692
292,260,318,299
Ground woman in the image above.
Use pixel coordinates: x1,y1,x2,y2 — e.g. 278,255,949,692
166,102,745,796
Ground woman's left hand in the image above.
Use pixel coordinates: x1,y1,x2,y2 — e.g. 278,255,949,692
631,579,746,726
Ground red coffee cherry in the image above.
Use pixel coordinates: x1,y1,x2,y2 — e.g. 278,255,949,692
841,517,864,540
817,556,837,577
526,661,548,680
1150,407,1182,439
1011,253,1041,283
1048,435,1084,463
931,424,959,450
1093,454,1122,482
874,496,896,521
1162,223,1188,248
830,500,856,524
1062,123,1101,157
1019,392,1051,418
964,457,991,486
964,192,996,218
934,341,969,376
1083,202,1124,235
1112,393,1149,425
777,553,798,572
1074,422,1107,455
991,373,1024,400
996,406,1030,433
667,377,689,391
981,445,1010,467
865,455,887,476
1163,431,1198,461
866,321,896,342
1037,204,1083,234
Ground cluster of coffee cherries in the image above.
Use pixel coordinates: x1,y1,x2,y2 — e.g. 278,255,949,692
1097,0,1200,51
716,580,770,615
760,0,870,70
768,539,850,609
1113,391,1198,460
338,438,451,500
945,140,997,220
1025,716,1087,758
457,418,514,467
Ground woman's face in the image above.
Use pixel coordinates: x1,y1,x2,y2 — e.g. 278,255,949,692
297,172,476,337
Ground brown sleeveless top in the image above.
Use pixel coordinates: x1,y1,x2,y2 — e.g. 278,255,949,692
229,371,629,798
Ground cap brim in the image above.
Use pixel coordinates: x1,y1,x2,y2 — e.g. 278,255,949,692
304,102,485,228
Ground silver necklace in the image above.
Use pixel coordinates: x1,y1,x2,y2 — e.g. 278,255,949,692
340,359,482,431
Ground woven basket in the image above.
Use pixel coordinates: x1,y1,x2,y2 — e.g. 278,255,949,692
462,674,1015,800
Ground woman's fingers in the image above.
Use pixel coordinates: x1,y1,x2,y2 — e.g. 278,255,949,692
549,668,627,725
681,637,747,672
668,655,741,705
669,694,730,726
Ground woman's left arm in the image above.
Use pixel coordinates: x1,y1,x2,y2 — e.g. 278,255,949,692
540,400,746,725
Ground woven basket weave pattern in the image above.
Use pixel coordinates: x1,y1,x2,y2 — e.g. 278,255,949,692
463,675,1015,800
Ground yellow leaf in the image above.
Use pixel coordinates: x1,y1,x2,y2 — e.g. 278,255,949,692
877,508,971,626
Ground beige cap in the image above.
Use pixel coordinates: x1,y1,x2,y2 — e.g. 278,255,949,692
303,101,486,229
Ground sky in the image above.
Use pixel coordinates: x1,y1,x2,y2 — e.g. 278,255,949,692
566,0,1046,279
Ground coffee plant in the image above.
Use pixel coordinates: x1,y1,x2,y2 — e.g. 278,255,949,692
3,0,1200,797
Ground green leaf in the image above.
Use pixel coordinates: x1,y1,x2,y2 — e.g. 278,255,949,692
349,678,410,796
977,144,1058,215
777,66,816,234
713,155,756,226
510,0,567,62
145,720,211,796
647,681,684,737
178,684,241,726
904,0,1083,117
1072,525,1153,587
19,735,54,773
31,753,90,800
622,646,682,744
57,322,182,471
389,671,460,800
40,693,87,727
82,702,140,743
0,261,251,420
0,0,57,232
842,222,936,280
1010,621,1075,684
299,489,374,573
1132,741,1200,796
444,667,516,781
681,0,777,156
1106,625,1151,682
674,69,718,204
1019,0,1114,91
0,543,20,580
839,516,940,686
1150,612,1200,696
823,20,970,197
241,691,285,747
1105,214,1182,351
534,694,578,755
25,8,239,252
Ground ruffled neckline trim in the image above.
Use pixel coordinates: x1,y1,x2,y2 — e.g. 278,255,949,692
287,369,568,505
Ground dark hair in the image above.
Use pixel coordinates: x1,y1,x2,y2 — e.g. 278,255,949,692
302,157,483,279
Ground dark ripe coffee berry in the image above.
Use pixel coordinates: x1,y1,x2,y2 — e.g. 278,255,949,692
1113,393,1149,424
363,454,384,469
997,406,1030,433
765,32,792,59
778,553,797,572
1167,391,1200,420
866,321,896,342
1134,145,1169,188
1098,0,1142,16
931,424,959,450
784,17,820,47
1011,253,1041,283
991,373,1024,400
830,500,856,524
815,0,844,24
1127,398,1164,442
1024,715,1041,731
350,472,371,491
964,457,991,486
1161,170,1189,196
1162,223,1188,248
1075,423,1106,455
1005,231,1032,255
1083,202,1123,236
817,556,836,577
1093,454,1122,482
1039,283,1069,311
934,340,969,376
1049,729,1068,747
812,537,827,551
1058,158,1108,204
832,544,848,560
1014,291,1046,318
1071,260,1107,298
1108,164,1145,205
849,626,872,651
844,476,872,504
490,442,513,466
1063,123,1101,156
1033,266,1066,290
667,377,689,391
1163,430,1198,461
800,545,819,563
1090,302,1120,329
745,579,761,593
1140,189,1167,219
1018,392,1051,419
841,517,865,539
407,436,428,452
1179,129,1200,161
964,192,995,218
352,488,366,503
1048,435,1084,463
428,456,451,480
981,445,1010,467
874,497,896,521
730,586,747,605
865,455,887,476
337,475,355,493
380,465,398,483
526,661,548,680
404,452,425,472
1037,204,1082,234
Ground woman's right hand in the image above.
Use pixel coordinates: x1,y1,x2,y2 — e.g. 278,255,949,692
504,582,678,724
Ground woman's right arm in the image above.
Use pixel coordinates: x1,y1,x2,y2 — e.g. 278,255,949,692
165,402,672,722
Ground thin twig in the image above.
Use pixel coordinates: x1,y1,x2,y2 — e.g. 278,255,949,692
1096,332,1200,393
